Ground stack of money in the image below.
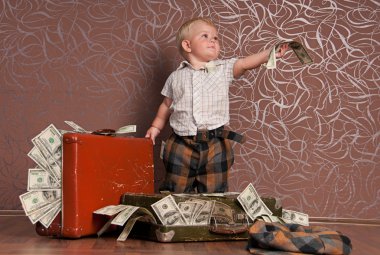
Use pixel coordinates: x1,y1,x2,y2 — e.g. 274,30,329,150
151,195,236,226
20,124,63,228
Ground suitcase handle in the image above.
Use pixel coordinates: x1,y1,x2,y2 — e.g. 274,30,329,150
92,129,116,136
209,217,248,235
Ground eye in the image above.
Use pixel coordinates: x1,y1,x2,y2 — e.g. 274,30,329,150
213,36,218,41
201,33,208,38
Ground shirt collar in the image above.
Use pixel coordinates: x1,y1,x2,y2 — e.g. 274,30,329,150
177,60,219,73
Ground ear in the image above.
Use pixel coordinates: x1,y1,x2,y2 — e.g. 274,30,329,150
181,40,191,53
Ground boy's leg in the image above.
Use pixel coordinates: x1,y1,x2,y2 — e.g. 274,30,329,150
196,138,234,193
160,133,199,193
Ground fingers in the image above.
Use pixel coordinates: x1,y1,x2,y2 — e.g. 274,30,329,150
145,131,156,145
276,43,289,58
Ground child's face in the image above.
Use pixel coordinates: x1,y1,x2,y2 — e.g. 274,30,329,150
186,21,220,62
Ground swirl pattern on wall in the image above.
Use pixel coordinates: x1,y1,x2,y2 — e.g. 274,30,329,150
0,0,379,219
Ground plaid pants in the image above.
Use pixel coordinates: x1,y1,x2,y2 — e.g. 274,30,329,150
160,132,234,193
248,220,352,255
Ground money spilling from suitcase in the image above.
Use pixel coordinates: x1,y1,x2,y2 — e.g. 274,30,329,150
94,183,309,242
19,122,137,228
263,40,313,69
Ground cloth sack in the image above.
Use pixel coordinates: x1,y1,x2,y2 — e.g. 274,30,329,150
248,220,352,255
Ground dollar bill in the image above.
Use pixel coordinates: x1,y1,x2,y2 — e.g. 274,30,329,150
27,199,60,224
33,124,62,158
31,138,61,181
27,168,60,190
264,40,313,69
264,46,277,69
39,201,61,228
178,202,198,225
117,215,143,241
115,125,137,134
111,206,139,226
184,198,207,224
151,195,187,226
19,189,61,216
192,200,215,225
64,121,89,133
211,201,235,224
237,183,273,221
200,192,240,197
282,209,309,226
27,147,54,177
288,41,313,65
93,204,128,216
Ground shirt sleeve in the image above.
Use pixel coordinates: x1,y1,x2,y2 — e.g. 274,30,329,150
222,58,238,84
161,72,174,99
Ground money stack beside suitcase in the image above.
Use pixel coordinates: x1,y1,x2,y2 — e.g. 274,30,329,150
35,133,155,238
120,193,282,242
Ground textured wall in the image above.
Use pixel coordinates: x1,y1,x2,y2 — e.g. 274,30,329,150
0,0,379,220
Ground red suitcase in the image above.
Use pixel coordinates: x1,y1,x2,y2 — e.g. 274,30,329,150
36,133,154,238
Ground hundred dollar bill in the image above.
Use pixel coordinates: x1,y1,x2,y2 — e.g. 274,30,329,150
27,199,60,224
31,139,61,181
39,201,61,228
282,209,309,226
19,189,61,216
33,124,62,157
263,46,277,69
32,134,62,168
184,198,207,224
64,121,90,133
288,41,313,65
117,215,143,241
178,202,198,225
111,206,139,226
93,204,128,216
200,192,240,197
237,183,272,221
27,168,60,190
115,125,137,134
211,201,234,224
28,147,51,172
193,200,215,225
117,214,156,242
151,195,187,226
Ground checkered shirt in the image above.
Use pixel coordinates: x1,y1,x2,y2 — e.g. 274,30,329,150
161,58,237,136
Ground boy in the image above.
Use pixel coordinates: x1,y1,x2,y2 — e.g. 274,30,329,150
145,17,288,193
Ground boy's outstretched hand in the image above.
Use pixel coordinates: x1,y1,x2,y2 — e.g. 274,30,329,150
276,43,289,58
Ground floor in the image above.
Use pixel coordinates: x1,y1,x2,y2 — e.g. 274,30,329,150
0,215,379,255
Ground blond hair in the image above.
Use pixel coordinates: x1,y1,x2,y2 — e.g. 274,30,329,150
176,17,216,57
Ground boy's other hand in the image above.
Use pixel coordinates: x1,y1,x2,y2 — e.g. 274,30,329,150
145,126,161,145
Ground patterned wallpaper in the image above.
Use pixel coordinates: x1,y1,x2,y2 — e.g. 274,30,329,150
0,0,379,220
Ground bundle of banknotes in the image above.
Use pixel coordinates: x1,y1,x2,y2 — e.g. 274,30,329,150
19,124,63,228
19,121,138,228
150,183,309,227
